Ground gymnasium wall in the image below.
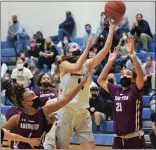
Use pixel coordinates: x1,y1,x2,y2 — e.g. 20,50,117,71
1,1,155,40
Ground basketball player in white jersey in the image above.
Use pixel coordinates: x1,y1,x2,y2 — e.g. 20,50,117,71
56,20,120,149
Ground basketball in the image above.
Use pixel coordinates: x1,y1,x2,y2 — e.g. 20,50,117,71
104,1,126,23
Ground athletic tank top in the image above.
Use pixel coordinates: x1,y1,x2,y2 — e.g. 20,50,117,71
14,108,49,149
58,63,90,109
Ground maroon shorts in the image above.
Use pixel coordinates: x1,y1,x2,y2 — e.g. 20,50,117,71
112,135,146,149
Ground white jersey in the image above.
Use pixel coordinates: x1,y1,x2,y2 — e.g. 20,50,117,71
58,63,90,109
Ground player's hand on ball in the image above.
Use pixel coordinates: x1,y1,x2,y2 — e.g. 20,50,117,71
28,138,41,149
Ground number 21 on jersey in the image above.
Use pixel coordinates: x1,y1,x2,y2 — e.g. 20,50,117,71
116,102,122,112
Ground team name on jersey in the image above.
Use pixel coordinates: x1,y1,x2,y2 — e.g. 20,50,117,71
20,123,39,130
40,93,55,98
71,73,84,76
115,95,129,101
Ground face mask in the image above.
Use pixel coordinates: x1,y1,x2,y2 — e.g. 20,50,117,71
122,36,127,40
138,20,143,24
41,82,50,88
0,114,6,126
30,43,36,48
151,104,156,111
13,20,17,24
63,40,68,45
85,29,91,34
17,64,24,70
71,50,81,56
32,98,40,109
108,78,114,84
120,77,132,88
91,94,98,98
29,66,35,70
4,77,10,80
53,80,59,84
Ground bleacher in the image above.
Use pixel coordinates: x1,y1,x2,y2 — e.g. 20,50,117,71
1,34,155,148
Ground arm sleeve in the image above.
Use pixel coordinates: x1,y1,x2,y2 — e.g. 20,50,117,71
61,19,74,29
135,21,149,33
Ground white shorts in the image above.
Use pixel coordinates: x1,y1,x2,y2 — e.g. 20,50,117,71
56,107,94,147
43,121,57,149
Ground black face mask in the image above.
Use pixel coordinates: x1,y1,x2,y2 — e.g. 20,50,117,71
120,77,132,88
108,78,114,84
138,20,143,25
32,98,40,109
13,20,17,24
71,50,81,56
91,94,98,98
41,82,50,88
53,80,59,84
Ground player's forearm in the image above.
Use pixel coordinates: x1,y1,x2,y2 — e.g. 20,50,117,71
92,29,114,68
132,56,144,79
98,61,113,83
45,81,85,114
75,45,90,70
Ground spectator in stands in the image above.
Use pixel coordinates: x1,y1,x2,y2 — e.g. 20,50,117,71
142,56,155,95
62,36,71,49
88,50,103,85
89,82,106,133
39,38,58,73
126,56,142,70
114,32,130,68
84,24,97,47
1,62,8,78
34,73,56,107
34,31,45,50
11,58,33,88
96,12,109,36
96,33,106,53
99,73,116,120
51,74,60,90
1,72,12,106
7,15,29,54
117,15,130,37
149,96,156,149
28,60,40,90
56,11,75,47
25,39,41,67
131,13,153,51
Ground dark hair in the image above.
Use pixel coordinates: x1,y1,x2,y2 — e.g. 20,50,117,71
136,13,143,18
120,68,137,79
51,73,60,83
146,55,153,60
62,36,71,48
101,12,105,16
36,73,50,87
85,24,91,28
2,80,25,108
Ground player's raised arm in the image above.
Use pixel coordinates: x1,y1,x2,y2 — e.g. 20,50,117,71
42,71,89,116
97,47,119,93
61,36,93,73
126,36,144,89
86,21,119,69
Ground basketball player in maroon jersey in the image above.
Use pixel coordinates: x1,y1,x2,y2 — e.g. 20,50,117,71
2,72,89,149
98,37,146,149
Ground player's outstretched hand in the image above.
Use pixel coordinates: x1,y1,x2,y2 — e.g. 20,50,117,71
108,47,119,62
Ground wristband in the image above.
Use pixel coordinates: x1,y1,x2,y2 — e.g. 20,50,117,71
129,53,136,58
